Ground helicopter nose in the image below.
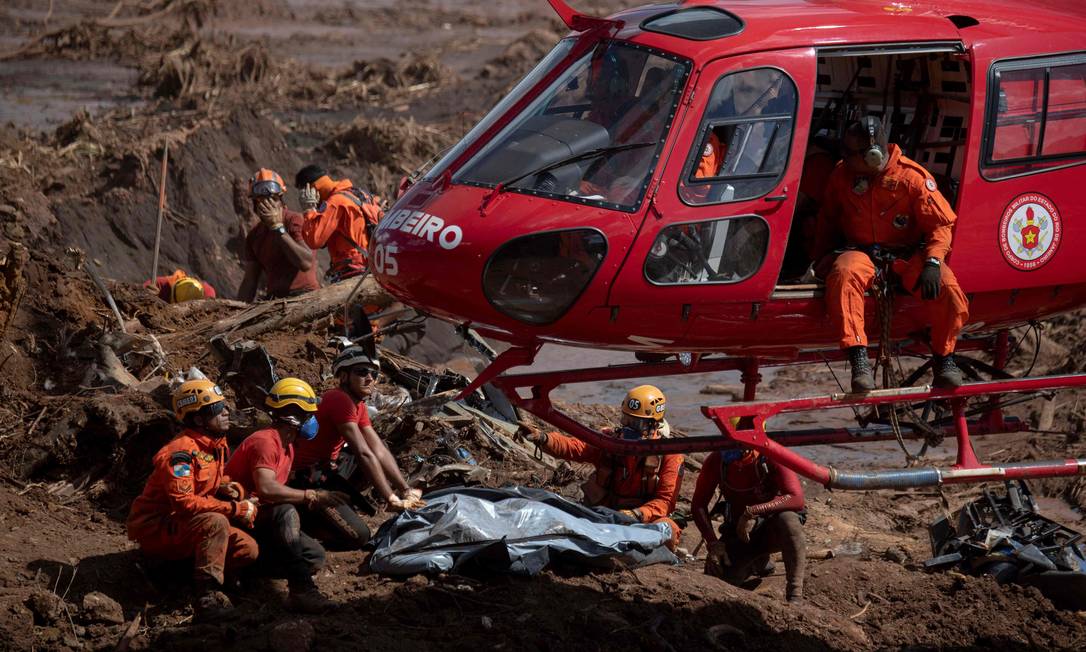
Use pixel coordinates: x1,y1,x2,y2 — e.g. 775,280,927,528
372,200,608,328
371,207,466,316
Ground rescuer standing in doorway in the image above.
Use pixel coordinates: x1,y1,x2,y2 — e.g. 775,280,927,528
126,380,258,621
518,385,684,549
813,117,969,392
691,447,807,603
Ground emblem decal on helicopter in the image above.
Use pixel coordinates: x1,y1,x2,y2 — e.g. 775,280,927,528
379,209,464,250
999,193,1062,271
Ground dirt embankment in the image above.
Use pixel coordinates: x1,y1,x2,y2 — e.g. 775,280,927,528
0,1,1085,651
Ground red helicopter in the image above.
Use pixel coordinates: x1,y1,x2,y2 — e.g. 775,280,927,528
373,0,1086,489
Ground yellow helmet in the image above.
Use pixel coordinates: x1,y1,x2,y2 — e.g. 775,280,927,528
171,277,206,303
622,384,666,422
173,379,225,420
266,377,319,413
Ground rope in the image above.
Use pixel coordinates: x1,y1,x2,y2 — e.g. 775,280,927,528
871,254,943,465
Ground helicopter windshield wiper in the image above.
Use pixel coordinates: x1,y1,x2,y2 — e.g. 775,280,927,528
492,142,655,195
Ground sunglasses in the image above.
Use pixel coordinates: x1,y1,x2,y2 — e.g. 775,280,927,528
350,368,380,380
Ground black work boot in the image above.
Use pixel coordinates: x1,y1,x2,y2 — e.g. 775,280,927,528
847,346,876,393
287,578,333,614
786,578,805,604
194,587,235,623
933,355,963,389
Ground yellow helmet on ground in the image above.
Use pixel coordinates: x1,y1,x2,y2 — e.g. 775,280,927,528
171,277,206,303
173,379,225,420
622,384,666,421
266,377,319,413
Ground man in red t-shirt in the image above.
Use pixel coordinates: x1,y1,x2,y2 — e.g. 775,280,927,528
237,168,320,301
691,448,807,603
292,346,423,512
225,378,354,613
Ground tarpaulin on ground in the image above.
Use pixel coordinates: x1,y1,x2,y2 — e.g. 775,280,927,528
369,486,678,576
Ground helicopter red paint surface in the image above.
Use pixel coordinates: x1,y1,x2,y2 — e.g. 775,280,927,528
373,0,1086,489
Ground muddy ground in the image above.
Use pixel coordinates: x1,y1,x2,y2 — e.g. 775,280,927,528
1,1,1086,650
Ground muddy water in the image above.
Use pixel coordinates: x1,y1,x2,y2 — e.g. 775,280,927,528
0,60,143,131
526,343,985,470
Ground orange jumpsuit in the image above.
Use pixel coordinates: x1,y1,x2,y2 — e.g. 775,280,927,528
127,430,258,584
695,131,725,179
302,179,383,281
813,145,969,356
540,432,683,549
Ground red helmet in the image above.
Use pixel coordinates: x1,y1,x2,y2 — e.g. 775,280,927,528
249,168,286,198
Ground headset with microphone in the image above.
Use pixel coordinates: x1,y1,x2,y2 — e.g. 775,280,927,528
855,116,889,170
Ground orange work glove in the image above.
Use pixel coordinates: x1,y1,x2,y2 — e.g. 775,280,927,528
233,499,258,529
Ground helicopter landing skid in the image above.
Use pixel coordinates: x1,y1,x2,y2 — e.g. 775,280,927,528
484,348,1086,490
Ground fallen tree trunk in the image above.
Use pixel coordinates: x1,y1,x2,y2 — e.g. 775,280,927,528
162,274,392,346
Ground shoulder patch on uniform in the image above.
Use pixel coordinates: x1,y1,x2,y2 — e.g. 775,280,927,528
925,178,937,192
171,462,192,478
169,451,194,466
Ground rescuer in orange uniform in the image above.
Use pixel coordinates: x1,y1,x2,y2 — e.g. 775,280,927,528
519,385,684,549
295,164,384,282
127,379,259,621
692,448,807,603
813,117,968,392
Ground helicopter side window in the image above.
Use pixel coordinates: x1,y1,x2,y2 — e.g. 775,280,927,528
644,216,769,285
679,68,798,205
985,54,1086,179
456,41,691,212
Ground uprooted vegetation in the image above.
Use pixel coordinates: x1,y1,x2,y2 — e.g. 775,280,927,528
2,0,1086,650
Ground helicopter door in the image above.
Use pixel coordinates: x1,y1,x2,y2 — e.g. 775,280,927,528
605,49,815,345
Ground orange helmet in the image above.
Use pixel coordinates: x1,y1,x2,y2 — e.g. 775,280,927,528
622,385,666,422
172,379,225,420
249,168,286,198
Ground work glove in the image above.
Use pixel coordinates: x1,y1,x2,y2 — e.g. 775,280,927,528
233,498,258,529
256,197,284,230
736,511,756,544
704,540,729,578
217,481,246,501
619,508,643,523
304,489,350,510
516,423,547,446
299,185,320,211
914,260,942,301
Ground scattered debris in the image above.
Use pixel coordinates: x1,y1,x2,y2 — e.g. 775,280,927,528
927,480,1086,609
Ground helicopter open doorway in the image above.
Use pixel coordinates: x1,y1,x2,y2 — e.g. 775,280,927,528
778,43,973,287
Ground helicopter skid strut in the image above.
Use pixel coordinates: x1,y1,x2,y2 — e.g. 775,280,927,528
480,347,1086,490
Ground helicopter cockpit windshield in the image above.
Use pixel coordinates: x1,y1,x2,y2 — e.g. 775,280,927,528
456,41,691,211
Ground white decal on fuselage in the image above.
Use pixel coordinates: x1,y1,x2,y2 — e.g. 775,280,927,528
381,208,463,250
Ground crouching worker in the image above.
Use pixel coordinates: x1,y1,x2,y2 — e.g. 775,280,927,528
127,380,258,621
225,378,345,613
519,385,684,549
292,346,424,532
692,448,807,603
147,269,217,303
